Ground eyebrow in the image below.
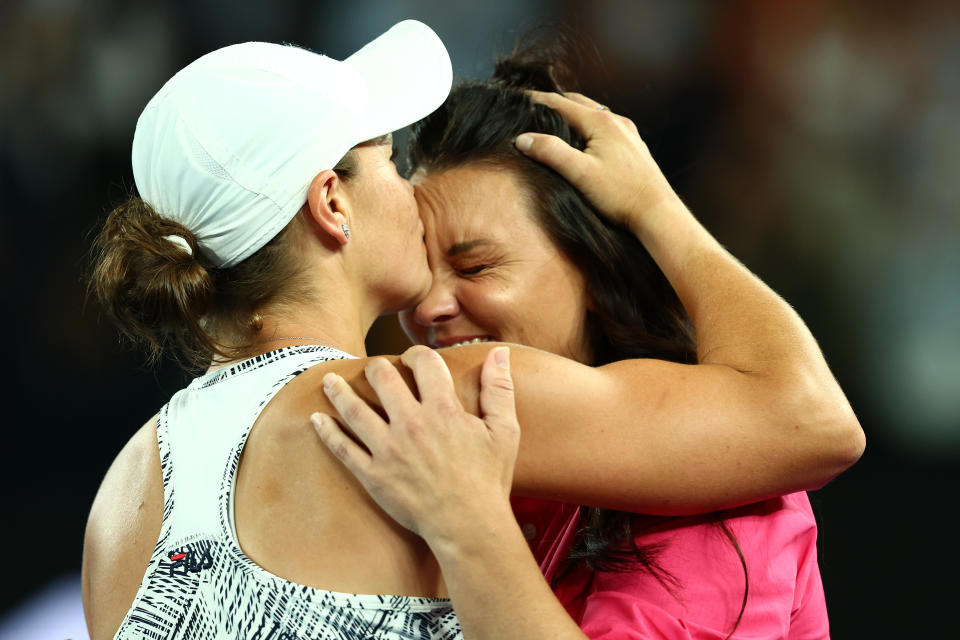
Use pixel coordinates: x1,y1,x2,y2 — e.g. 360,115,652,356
447,239,497,257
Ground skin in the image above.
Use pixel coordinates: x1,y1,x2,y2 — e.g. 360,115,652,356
83,100,864,639
250,134,430,356
341,135,432,316
401,166,592,363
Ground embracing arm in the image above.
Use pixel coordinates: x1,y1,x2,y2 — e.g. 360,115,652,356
322,232,861,515
318,330,860,516
441,337,859,515
501,91,862,513
315,92,862,516
429,203,862,513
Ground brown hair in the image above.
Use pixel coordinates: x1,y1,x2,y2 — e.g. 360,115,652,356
89,152,357,370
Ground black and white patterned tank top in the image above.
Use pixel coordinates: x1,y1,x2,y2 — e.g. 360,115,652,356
114,345,461,640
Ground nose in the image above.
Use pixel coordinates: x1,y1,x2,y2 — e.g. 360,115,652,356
413,276,460,327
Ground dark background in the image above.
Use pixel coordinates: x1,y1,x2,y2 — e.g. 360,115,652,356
2,1,957,638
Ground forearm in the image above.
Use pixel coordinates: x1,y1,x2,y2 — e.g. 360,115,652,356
633,196,830,380
628,196,863,468
497,91,866,510
427,506,587,640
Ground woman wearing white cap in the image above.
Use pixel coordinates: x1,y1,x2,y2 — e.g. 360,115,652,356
83,21,863,640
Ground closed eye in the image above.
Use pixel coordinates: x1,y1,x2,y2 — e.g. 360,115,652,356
457,264,490,276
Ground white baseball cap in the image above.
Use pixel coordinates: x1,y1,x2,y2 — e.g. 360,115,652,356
132,20,452,268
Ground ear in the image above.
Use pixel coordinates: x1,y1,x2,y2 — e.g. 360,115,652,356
306,169,350,245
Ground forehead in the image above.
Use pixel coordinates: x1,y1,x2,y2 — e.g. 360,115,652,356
414,165,534,239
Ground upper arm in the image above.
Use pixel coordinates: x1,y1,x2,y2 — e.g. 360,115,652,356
301,343,861,516
437,343,861,515
82,416,163,640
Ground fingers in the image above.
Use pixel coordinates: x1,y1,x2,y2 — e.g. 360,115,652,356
310,412,372,477
516,90,610,184
565,92,635,129
526,90,634,135
322,372,387,453
399,345,462,409
561,91,604,110
363,357,420,423
526,90,600,132
479,347,519,435
514,132,593,188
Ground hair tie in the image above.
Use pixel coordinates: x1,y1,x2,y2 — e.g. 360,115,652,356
162,234,193,256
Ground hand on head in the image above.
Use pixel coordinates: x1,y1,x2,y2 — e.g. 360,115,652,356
515,91,682,233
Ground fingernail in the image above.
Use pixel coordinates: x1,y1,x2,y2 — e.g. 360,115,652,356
323,372,338,391
514,134,533,152
310,412,324,429
494,347,509,368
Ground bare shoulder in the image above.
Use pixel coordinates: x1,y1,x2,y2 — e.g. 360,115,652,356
234,356,445,595
82,415,163,640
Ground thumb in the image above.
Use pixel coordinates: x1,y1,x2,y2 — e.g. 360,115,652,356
479,347,519,434
514,133,589,186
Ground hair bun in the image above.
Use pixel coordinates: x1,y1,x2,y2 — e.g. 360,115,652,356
492,28,597,93
492,57,564,92
89,197,213,366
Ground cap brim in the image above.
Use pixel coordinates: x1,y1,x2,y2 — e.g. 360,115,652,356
345,20,453,143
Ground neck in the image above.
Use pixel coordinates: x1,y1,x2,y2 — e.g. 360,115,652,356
207,239,397,370
254,301,372,359
205,307,372,374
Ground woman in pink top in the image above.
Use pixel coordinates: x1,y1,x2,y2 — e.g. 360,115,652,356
312,46,850,639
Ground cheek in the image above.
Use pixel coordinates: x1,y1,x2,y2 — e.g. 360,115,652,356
521,266,588,342
459,279,520,330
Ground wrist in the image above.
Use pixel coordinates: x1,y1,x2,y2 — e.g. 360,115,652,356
627,193,693,244
423,500,521,564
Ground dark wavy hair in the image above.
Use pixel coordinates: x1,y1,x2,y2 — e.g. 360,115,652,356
405,37,748,637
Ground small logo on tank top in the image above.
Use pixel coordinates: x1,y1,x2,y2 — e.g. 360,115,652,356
167,547,213,576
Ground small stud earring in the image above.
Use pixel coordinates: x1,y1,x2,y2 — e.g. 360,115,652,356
341,223,351,240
